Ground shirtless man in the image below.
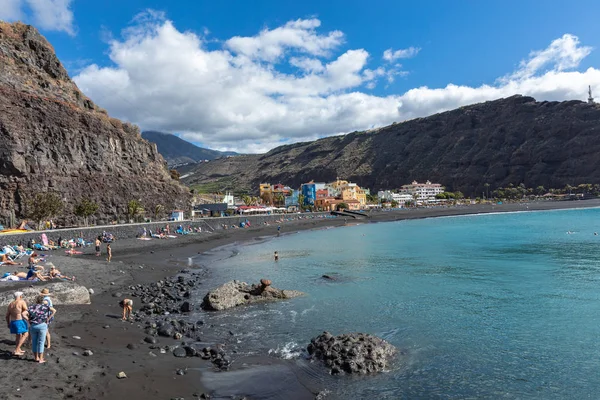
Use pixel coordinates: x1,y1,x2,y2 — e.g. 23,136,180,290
5,292,28,355
119,298,133,321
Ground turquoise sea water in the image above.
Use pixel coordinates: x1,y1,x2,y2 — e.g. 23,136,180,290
199,208,600,399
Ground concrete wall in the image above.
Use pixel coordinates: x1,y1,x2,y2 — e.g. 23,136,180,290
0,212,332,245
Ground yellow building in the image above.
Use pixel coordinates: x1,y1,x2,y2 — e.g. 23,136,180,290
259,183,272,196
340,183,367,207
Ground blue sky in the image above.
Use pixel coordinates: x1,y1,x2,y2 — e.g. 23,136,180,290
2,1,600,152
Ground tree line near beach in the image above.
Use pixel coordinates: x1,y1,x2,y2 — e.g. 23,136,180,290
17,193,165,230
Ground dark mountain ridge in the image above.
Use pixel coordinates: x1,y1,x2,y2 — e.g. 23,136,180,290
142,131,238,166
180,95,600,195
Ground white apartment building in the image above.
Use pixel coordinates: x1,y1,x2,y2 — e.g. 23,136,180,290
400,180,444,201
377,190,413,203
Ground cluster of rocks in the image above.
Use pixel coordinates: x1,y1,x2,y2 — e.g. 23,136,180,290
201,279,304,311
143,317,203,341
128,271,205,316
307,332,396,375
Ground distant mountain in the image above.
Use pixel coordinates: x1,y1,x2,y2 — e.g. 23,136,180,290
179,95,600,195
142,131,238,166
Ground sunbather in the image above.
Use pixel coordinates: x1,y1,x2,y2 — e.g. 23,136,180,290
1,254,22,266
48,265,75,281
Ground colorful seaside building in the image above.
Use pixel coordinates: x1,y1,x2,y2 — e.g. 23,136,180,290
301,182,326,206
325,178,367,207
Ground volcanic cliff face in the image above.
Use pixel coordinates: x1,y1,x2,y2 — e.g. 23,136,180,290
181,95,600,195
0,22,189,224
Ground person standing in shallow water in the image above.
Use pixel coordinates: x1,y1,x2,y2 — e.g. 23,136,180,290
274,251,279,261
106,244,112,262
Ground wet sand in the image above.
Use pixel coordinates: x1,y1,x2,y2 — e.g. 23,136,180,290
0,199,599,400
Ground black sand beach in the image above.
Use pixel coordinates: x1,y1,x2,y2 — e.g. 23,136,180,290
1,199,599,400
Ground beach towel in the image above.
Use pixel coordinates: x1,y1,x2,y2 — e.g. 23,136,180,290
65,250,83,255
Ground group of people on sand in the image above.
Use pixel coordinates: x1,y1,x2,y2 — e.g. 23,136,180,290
5,289,56,363
94,237,112,262
1,253,75,282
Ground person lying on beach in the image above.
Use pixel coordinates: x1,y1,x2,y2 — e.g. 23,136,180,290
119,298,133,321
0,271,28,281
5,291,28,356
0,254,22,265
48,265,75,281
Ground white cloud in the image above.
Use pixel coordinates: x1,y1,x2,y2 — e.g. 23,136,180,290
225,18,344,62
0,0,23,20
383,47,420,61
0,0,75,35
503,34,592,82
73,13,599,153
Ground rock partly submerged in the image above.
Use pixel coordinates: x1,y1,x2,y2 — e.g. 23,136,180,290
0,281,91,306
201,280,304,311
307,332,396,375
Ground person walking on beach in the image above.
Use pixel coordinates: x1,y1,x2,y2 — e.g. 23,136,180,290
120,298,133,321
40,288,56,349
95,237,101,256
106,244,112,262
26,295,55,363
5,292,28,356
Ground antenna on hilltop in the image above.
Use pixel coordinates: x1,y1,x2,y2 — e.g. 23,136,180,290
588,85,594,104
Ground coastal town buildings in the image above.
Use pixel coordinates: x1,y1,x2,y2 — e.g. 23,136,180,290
377,190,413,204
400,180,444,202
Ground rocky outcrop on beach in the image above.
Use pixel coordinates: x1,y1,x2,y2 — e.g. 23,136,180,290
0,22,189,225
181,95,600,196
307,332,396,375
0,281,90,306
201,279,304,311
130,273,201,316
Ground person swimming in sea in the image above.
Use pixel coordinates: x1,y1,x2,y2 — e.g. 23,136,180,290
274,251,279,261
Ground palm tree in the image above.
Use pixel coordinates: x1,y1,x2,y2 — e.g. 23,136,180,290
154,204,164,220
126,200,144,222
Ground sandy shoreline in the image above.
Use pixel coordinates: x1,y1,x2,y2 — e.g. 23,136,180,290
1,199,599,400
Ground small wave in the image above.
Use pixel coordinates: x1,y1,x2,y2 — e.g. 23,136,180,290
268,341,303,360
301,305,316,315
290,310,297,323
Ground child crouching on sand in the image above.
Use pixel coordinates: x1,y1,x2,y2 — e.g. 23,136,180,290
119,298,133,321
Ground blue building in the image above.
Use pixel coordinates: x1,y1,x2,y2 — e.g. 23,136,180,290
301,183,316,206
301,182,325,206
285,189,299,207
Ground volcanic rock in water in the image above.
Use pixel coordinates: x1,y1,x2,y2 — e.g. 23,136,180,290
307,332,396,375
201,280,304,311
0,22,189,224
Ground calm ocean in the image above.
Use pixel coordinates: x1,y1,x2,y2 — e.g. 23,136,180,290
196,208,600,399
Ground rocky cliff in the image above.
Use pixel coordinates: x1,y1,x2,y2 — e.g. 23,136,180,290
0,22,189,225
181,95,600,195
